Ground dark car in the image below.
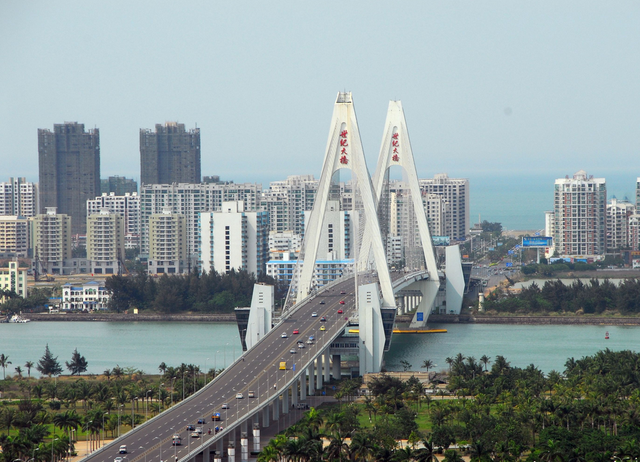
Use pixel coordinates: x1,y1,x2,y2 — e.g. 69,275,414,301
320,316,327,322
186,424,195,431
197,418,206,424
340,290,346,294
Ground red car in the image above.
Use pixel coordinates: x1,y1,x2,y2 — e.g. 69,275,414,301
293,329,299,334
339,300,345,305
338,309,343,314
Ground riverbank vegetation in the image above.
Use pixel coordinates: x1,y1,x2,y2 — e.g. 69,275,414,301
259,349,640,461
484,278,640,315
105,269,282,313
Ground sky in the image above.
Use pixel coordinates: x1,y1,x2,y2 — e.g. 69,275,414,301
1,1,640,199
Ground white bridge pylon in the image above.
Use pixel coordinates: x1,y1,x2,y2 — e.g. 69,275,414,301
361,100,440,322
297,92,395,307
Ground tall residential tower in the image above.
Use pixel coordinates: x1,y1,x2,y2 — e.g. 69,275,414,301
140,122,201,185
38,122,100,235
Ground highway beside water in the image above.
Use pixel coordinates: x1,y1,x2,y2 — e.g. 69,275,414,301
1,321,638,377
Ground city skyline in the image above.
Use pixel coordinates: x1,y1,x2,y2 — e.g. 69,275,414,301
1,2,639,187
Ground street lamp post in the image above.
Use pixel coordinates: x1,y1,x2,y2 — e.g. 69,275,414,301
214,350,219,377
159,382,164,412
145,390,152,421
204,358,209,384
139,446,147,462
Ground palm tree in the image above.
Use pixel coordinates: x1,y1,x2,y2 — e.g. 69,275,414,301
158,362,167,376
445,357,453,373
538,439,567,462
349,432,374,461
14,366,23,378
0,354,12,379
326,431,350,461
479,355,491,372
422,359,434,372
415,439,439,462
25,361,34,378
443,449,464,462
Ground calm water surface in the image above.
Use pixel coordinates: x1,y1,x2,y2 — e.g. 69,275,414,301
1,322,638,377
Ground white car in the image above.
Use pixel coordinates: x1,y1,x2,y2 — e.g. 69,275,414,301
222,403,229,409
281,332,288,338
312,312,318,317
236,392,244,399
114,458,124,462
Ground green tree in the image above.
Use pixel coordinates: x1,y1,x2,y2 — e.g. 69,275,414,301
65,348,88,375
0,353,12,379
24,361,34,378
36,344,63,377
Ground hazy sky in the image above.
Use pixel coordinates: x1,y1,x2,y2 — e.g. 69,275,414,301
1,1,639,190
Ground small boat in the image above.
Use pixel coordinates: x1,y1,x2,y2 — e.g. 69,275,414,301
605,331,609,339
9,314,30,323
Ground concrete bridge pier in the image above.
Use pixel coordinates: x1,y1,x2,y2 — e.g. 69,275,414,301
252,422,260,453
332,354,341,380
315,357,322,390
262,405,270,427
202,445,210,462
272,396,279,421
308,363,315,396
240,432,249,462
323,349,330,383
299,376,306,400
216,440,223,462
291,384,298,406
282,387,289,413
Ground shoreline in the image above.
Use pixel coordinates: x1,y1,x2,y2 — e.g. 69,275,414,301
17,312,640,326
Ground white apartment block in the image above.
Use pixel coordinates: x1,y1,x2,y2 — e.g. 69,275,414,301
266,258,353,289
140,182,262,262
419,174,469,241
29,207,72,274
544,210,556,257
269,231,302,253
148,207,187,274
199,201,269,276
303,200,356,261
62,281,110,311
0,177,39,217
87,192,140,248
0,261,28,298
628,214,640,252
606,198,634,251
0,216,29,257
553,170,607,256
262,175,317,234
86,209,125,274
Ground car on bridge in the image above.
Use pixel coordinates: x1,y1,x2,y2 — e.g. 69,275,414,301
340,290,346,294
236,392,244,399
320,316,326,322
339,300,345,305
293,329,299,334
172,435,182,446
298,343,305,348
221,403,229,409
186,425,195,431
338,309,343,314
312,312,318,317
191,432,200,438
114,457,124,462
289,348,296,354
197,418,206,424
211,412,221,421
281,332,288,338
119,445,127,454
320,300,325,304
320,325,326,331
248,391,255,398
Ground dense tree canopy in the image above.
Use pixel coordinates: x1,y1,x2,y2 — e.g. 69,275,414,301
105,269,283,313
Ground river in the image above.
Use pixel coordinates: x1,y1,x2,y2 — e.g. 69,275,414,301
0,322,636,378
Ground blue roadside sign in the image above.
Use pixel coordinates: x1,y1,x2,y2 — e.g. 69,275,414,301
506,262,513,267
508,250,514,255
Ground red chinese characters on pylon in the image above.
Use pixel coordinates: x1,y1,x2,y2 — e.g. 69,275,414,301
339,130,349,164
391,132,400,162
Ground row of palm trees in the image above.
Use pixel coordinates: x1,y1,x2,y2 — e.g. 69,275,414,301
0,354,34,380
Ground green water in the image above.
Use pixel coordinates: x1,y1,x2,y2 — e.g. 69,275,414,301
0,321,637,377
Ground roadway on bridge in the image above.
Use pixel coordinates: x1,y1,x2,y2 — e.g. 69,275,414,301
83,278,357,462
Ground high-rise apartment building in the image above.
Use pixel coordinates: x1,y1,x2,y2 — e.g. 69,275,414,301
606,198,634,251
262,175,318,234
0,261,28,298
553,170,607,256
87,193,140,248
29,207,72,274
86,209,125,274
38,122,100,235
0,178,39,217
0,216,30,257
200,201,269,276
140,122,201,185
147,207,187,274
139,182,262,265
418,174,469,241
101,176,138,195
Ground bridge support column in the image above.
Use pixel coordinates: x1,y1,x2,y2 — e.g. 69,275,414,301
323,349,330,383
213,449,222,462
308,363,315,396
241,420,248,436
272,398,279,421
282,386,289,413
252,423,260,453
228,443,235,462
216,440,223,462
291,384,298,406
332,354,341,380
262,405,270,427
316,358,322,390
241,431,249,462
299,376,306,400
203,445,211,462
